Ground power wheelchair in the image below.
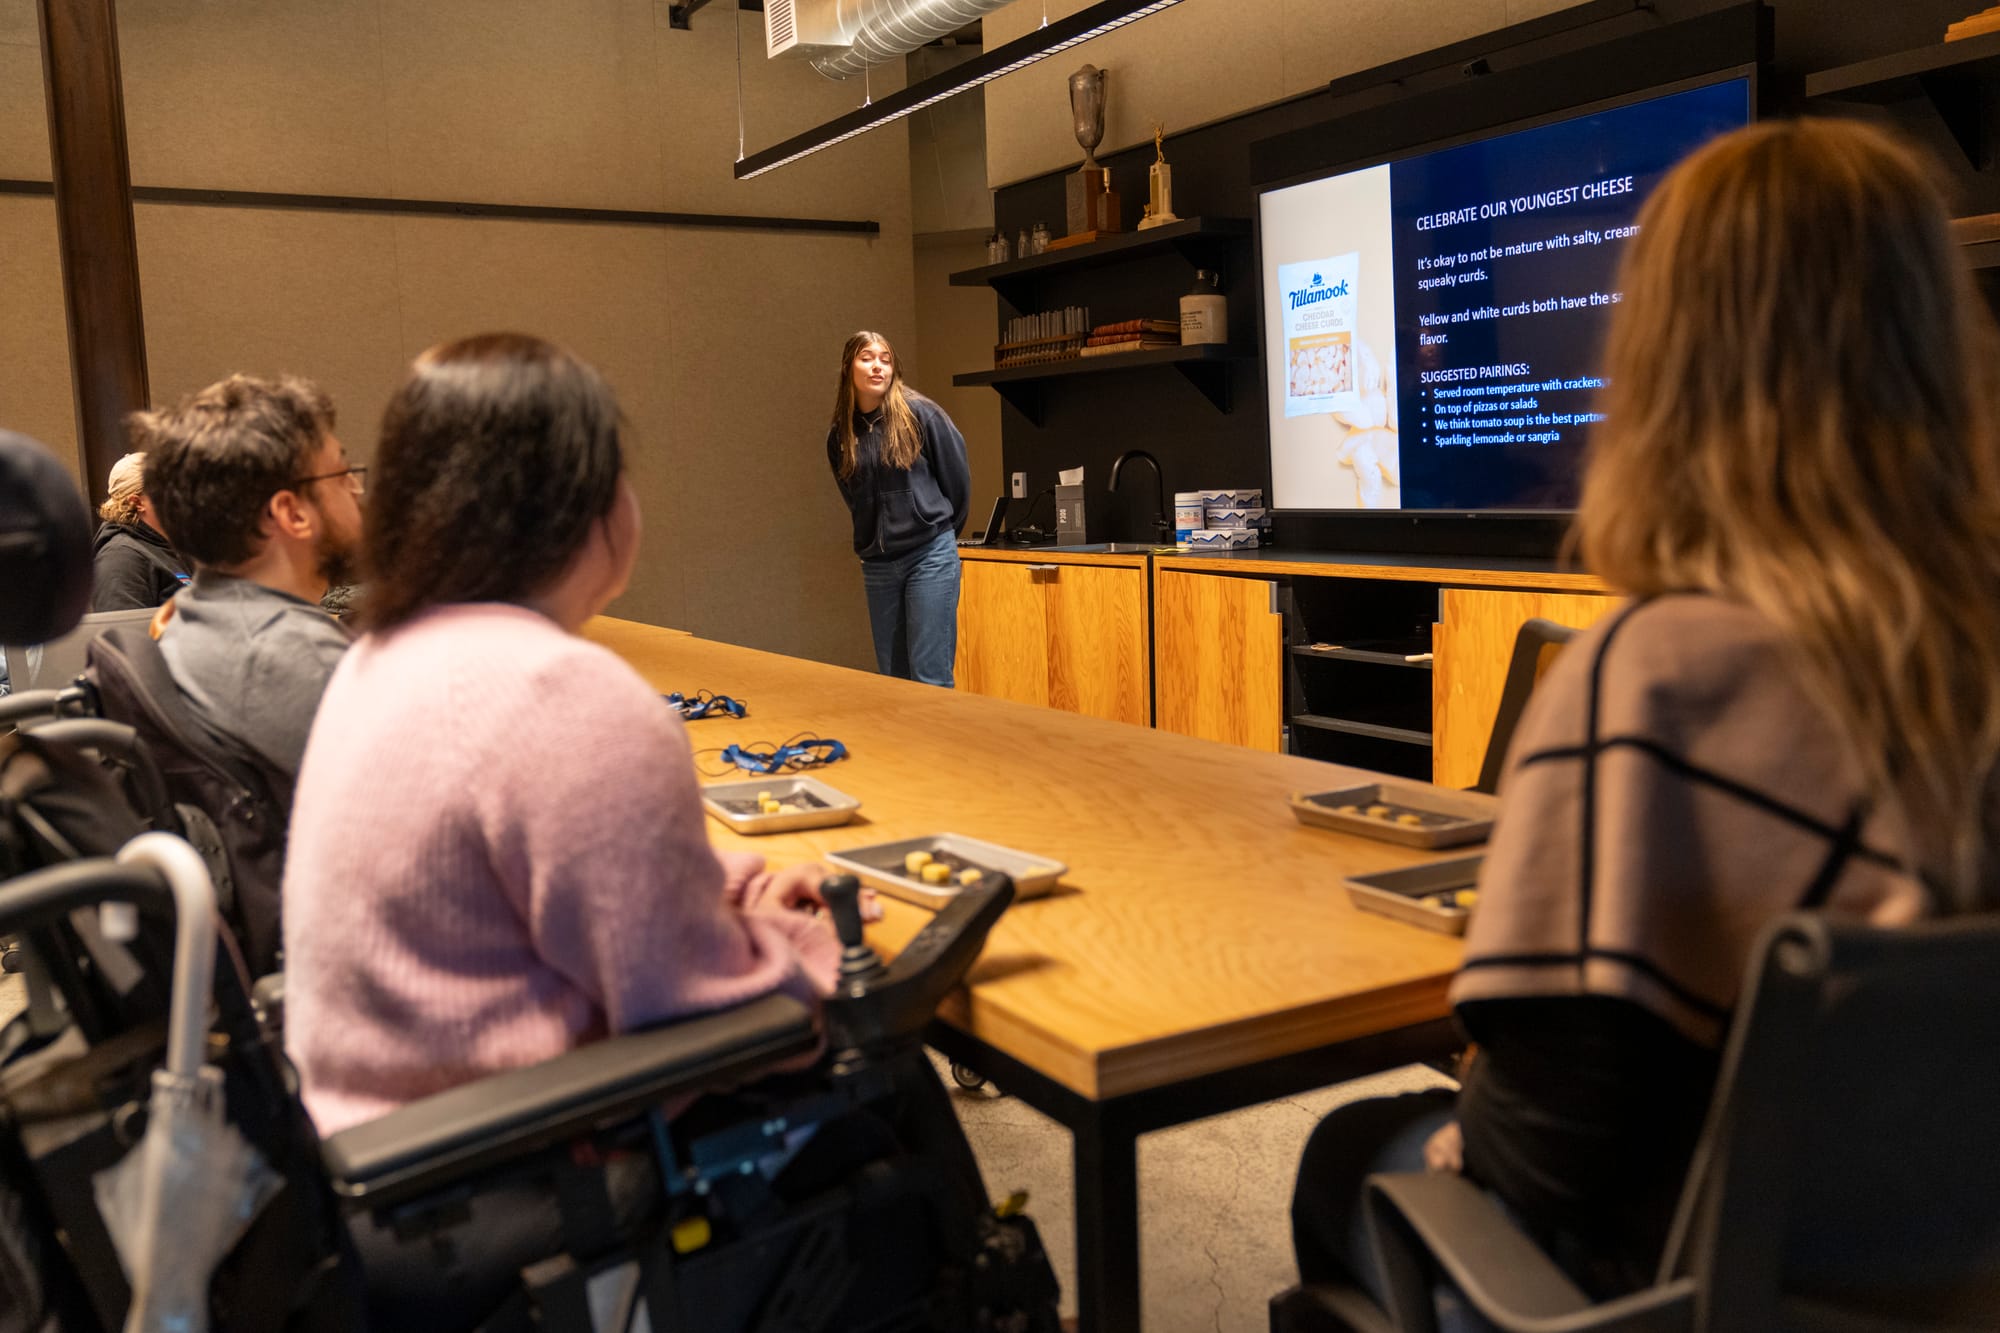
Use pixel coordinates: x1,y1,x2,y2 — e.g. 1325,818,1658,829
0,428,1061,1332
3,713,1061,1333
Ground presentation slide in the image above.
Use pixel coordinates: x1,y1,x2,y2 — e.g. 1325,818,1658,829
1262,77,1750,511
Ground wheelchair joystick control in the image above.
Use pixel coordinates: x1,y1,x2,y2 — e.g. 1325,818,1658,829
821,874,885,985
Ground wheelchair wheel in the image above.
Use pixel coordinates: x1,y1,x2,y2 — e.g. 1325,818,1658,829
949,1061,988,1092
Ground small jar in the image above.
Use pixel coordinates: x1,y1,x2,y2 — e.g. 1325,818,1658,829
1017,228,1030,261
994,232,1012,263
1180,269,1228,346
1031,222,1050,255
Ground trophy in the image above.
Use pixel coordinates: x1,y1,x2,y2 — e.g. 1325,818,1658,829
1065,65,1123,237
1138,123,1179,230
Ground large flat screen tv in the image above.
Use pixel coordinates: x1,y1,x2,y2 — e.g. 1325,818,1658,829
1259,74,1752,514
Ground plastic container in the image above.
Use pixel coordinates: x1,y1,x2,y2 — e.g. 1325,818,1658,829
1173,492,1206,538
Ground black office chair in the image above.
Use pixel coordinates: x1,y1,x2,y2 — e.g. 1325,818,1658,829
1471,618,1578,795
1271,910,2000,1333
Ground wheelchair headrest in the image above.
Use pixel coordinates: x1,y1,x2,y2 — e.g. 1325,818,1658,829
0,430,93,645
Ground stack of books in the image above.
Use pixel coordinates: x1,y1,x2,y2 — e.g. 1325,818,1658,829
1080,318,1181,358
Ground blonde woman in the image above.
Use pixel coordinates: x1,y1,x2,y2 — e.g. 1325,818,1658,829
825,331,970,686
90,451,187,611
1292,117,2000,1314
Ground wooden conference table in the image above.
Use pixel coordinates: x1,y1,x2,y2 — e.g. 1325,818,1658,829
584,617,1467,1333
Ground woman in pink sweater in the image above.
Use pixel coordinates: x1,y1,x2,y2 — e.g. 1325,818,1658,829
283,335,852,1324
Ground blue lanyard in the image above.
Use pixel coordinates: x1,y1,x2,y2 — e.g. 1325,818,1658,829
664,691,747,720
718,737,848,774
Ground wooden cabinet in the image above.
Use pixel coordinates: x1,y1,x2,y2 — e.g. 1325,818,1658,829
955,556,1150,726
957,551,1613,767
1153,569,1285,751
1432,588,1618,788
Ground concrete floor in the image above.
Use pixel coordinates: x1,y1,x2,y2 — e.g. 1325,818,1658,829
0,972,1453,1332
936,1052,1455,1333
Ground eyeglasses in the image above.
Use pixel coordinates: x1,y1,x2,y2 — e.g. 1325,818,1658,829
290,465,367,494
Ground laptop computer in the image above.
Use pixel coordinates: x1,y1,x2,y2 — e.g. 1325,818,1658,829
957,497,1009,548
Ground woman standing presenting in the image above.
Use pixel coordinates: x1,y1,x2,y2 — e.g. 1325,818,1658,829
826,331,970,687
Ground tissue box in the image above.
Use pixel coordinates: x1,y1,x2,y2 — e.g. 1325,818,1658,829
1054,484,1093,544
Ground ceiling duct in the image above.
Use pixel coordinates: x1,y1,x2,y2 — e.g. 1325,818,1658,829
763,0,855,59
790,0,1011,80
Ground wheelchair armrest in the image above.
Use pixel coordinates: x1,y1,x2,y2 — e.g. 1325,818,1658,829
1365,1174,1694,1333
1269,1282,1398,1333
322,992,816,1209
822,873,1014,1055
0,688,65,730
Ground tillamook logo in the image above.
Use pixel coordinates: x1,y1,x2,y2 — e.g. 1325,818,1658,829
1287,272,1350,311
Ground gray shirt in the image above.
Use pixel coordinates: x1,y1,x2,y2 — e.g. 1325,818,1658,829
158,571,351,781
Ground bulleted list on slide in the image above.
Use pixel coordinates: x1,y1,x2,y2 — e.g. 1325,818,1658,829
1260,77,1748,511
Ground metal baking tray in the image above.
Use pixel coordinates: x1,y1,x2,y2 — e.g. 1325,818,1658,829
1289,782,1496,849
700,776,860,836
1344,856,1484,935
826,833,1065,910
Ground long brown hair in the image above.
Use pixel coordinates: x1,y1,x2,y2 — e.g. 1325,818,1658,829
364,333,624,632
830,331,922,480
1578,117,2000,907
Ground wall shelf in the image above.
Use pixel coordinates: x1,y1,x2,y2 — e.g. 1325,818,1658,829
1959,214,2000,271
952,343,1252,423
1290,643,1433,670
1805,30,2000,169
1291,713,1434,748
950,217,1252,296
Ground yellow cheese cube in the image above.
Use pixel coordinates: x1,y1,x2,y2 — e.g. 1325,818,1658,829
921,862,952,885
904,850,935,875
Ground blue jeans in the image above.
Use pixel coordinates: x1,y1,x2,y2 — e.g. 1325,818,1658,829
860,531,960,688
1292,1090,1497,1332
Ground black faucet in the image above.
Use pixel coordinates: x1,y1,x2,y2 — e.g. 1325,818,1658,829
1108,449,1172,543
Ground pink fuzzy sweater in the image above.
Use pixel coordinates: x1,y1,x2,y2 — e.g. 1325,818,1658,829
282,603,840,1136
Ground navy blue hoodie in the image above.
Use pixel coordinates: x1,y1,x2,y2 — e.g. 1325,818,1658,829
826,392,971,560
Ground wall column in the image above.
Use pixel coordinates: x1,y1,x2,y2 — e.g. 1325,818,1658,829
38,0,148,504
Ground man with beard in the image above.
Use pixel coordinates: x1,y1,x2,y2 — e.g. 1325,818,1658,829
139,374,362,789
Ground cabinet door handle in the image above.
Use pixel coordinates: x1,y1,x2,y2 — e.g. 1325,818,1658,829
1025,563,1059,573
